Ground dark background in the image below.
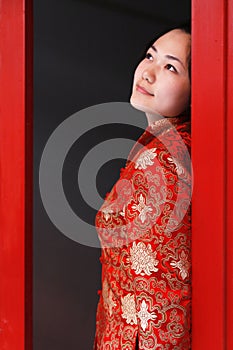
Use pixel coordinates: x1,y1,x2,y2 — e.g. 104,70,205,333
33,1,190,349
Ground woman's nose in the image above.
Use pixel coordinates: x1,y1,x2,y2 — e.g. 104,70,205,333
142,68,155,83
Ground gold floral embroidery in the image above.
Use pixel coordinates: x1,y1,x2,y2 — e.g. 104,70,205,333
138,300,157,331
121,293,137,325
170,250,190,280
102,207,114,221
119,205,126,217
167,156,184,176
131,194,153,223
134,148,157,170
129,242,159,276
103,280,117,316
95,119,191,349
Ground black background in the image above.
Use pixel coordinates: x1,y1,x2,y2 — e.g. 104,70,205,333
34,1,190,349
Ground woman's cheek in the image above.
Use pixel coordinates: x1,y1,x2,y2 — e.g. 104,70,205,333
157,86,183,116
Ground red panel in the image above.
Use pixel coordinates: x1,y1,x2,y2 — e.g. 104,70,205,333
226,0,233,348
192,0,226,349
25,0,33,349
0,1,33,349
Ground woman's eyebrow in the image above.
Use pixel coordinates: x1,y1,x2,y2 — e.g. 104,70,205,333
151,45,185,69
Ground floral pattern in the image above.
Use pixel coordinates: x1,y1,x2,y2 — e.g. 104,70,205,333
138,300,157,331
134,148,157,170
131,194,153,223
121,293,137,325
102,280,117,316
167,156,184,176
129,242,159,276
94,117,191,349
101,207,114,222
170,250,190,280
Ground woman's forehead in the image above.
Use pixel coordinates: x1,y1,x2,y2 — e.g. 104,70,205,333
152,29,191,62
154,29,190,44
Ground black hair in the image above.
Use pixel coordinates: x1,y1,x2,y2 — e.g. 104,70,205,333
143,22,191,79
177,23,191,79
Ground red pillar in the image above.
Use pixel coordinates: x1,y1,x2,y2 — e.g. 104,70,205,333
226,0,233,348
192,0,232,348
0,1,33,349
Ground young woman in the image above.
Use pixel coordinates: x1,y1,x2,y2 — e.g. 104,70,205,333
94,27,192,349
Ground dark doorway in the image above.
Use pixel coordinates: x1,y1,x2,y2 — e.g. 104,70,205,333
33,1,190,349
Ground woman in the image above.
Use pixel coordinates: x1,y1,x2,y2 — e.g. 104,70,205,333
94,27,192,349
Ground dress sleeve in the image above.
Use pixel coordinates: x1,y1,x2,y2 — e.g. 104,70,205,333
124,139,192,349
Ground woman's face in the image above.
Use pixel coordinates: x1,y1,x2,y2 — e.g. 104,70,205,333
130,29,191,118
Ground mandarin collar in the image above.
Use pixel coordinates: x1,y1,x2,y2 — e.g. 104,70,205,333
146,115,190,137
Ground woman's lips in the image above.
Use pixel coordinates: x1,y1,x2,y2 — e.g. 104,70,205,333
136,84,154,96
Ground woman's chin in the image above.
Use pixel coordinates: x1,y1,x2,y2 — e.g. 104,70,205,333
130,99,161,117
130,98,147,113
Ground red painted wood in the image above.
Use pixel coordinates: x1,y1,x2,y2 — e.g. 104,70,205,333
192,0,226,349
226,0,233,348
25,0,33,349
0,1,33,349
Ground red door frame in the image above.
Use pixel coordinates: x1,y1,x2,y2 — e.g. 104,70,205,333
0,0,232,349
226,2,233,348
0,1,33,349
192,0,232,348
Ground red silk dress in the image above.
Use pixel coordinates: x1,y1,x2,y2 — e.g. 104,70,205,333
94,116,192,349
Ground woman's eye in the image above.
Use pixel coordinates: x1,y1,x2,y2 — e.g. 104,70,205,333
166,64,177,73
145,52,153,61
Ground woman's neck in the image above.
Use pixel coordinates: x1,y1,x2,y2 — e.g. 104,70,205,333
145,112,164,126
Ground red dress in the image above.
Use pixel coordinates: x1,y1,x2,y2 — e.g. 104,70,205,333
94,116,192,349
